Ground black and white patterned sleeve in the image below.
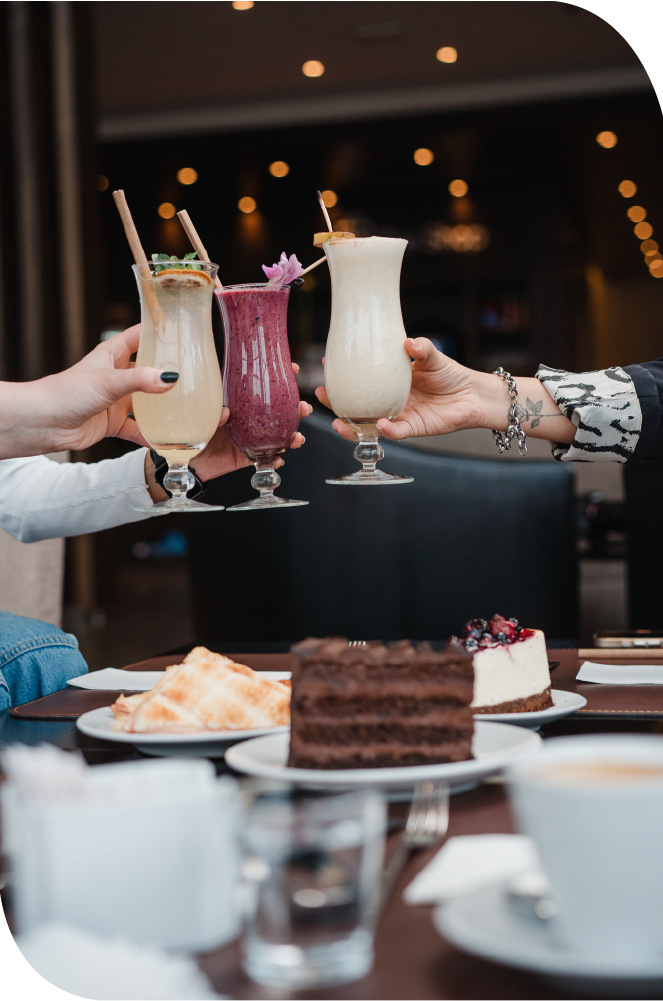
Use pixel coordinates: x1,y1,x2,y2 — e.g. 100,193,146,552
536,364,642,462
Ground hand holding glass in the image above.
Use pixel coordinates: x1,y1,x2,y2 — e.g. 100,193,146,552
131,260,224,512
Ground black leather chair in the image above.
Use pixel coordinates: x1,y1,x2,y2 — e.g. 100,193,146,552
185,414,578,644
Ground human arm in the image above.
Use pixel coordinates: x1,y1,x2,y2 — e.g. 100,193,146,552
0,326,175,460
315,337,577,446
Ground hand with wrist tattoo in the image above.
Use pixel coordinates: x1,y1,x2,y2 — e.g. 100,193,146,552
315,337,576,446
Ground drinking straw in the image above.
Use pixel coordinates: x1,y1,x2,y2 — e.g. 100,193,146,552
316,190,333,232
176,210,223,289
300,257,327,276
112,190,163,322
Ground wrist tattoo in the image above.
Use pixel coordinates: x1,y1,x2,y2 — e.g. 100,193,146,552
514,399,563,430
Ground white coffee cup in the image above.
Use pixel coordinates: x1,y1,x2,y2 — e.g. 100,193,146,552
507,734,663,960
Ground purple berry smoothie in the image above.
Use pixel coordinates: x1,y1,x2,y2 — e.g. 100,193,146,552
215,284,301,459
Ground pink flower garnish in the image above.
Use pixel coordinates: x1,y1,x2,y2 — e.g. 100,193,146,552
262,252,304,285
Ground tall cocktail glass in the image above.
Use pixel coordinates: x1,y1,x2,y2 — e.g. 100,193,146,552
215,283,308,511
323,236,413,485
131,260,225,512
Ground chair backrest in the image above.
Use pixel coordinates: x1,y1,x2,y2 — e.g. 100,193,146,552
186,414,578,643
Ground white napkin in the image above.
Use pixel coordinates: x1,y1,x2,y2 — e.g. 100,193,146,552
67,668,165,690
403,834,541,905
577,661,663,684
18,922,225,1000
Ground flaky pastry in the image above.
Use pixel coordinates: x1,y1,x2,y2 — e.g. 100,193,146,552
111,647,290,733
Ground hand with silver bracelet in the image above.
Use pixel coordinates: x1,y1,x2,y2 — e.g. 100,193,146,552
315,337,576,450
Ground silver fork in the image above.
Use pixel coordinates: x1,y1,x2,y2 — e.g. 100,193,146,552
369,780,450,923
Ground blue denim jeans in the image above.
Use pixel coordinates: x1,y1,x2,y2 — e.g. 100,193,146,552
0,612,88,711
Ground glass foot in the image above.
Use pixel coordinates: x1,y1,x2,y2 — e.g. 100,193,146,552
326,470,414,486
227,496,309,511
132,498,225,513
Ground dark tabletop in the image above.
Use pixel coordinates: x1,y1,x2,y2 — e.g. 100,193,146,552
2,649,662,1000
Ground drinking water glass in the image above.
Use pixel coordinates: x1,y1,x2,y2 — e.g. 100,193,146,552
240,786,386,990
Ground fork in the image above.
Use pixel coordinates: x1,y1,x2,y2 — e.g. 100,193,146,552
369,780,450,923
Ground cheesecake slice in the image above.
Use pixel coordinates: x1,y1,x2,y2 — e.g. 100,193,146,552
449,614,553,714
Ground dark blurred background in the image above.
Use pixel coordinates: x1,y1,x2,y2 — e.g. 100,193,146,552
0,2,661,665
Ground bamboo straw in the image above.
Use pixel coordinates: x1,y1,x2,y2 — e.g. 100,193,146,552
112,190,163,322
176,210,223,289
578,648,663,661
316,190,333,232
300,256,327,276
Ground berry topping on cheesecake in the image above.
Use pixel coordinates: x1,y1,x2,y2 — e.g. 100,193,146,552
449,614,553,715
452,614,535,653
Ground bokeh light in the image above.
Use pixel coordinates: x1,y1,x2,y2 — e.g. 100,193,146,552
232,1,254,8
269,161,290,177
97,175,109,192
321,189,338,207
635,221,653,240
157,202,176,219
414,148,434,166
436,46,457,63
449,179,469,198
238,196,257,214
627,206,647,223
177,167,198,185
596,131,617,148
302,60,324,78
641,240,658,254
619,180,637,198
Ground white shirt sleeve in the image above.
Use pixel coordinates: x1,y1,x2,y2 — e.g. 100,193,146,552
0,448,160,542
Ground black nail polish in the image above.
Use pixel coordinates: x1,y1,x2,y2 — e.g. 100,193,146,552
160,371,179,383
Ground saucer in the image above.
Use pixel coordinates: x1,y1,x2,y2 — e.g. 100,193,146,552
435,881,663,998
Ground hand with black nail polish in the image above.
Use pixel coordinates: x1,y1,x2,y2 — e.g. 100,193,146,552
0,324,181,458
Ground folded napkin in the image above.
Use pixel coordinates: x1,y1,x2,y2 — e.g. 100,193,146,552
18,922,225,1000
577,661,663,684
403,834,541,905
67,668,165,691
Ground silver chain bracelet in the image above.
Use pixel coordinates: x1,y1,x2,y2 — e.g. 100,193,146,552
492,368,528,456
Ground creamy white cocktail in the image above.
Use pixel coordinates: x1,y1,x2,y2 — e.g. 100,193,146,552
323,236,413,485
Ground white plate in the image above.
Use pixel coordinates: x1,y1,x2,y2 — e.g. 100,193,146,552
224,722,541,792
76,707,289,758
435,881,663,992
473,690,587,729
68,668,291,692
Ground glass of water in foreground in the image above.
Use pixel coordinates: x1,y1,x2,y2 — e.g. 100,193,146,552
241,786,386,990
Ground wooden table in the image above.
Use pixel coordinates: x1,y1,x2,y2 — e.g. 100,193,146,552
3,647,662,1000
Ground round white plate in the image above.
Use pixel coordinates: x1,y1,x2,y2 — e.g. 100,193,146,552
474,690,587,729
224,721,541,791
435,881,663,992
76,707,289,758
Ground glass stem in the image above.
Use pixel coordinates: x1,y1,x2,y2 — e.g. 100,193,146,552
163,462,195,501
353,430,384,474
252,458,280,500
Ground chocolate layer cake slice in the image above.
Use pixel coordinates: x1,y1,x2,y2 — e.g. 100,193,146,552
288,638,474,770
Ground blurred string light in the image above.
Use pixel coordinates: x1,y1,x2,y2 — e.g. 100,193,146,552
97,175,109,192
618,179,661,277
424,223,489,253
238,196,257,213
302,60,324,77
269,161,289,177
449,179,468,197
177,167,198,185
320,189,338,207
157,202,176,219
436,46,457,63
596,131,618,148
627,205,647,223
232,1,254,8
414,148,434,166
